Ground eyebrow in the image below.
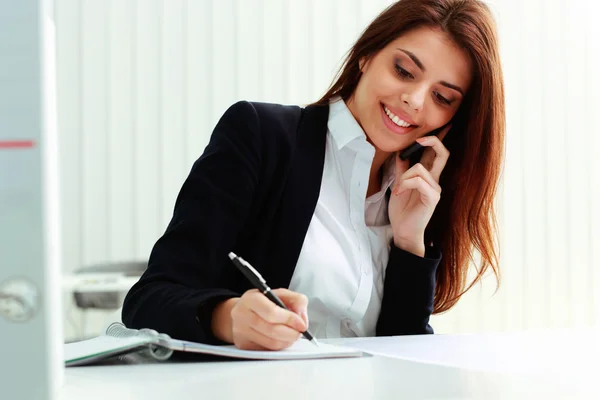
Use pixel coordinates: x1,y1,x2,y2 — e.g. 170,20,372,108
397,48,465,96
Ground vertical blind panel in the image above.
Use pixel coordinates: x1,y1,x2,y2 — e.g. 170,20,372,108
55,0,599,333
159,0,187,228
497,0,525,332
236,0,263,103
521,0,546,330
107,0,135,261
287,1,313,105
210,0,237,122
132,0,162,260
565,0,592,328
80,0,109,266
261,0,287,104
185,0,214,163
542,0,569,329
55,0,82,273
312,0,338,101
588,0,600,321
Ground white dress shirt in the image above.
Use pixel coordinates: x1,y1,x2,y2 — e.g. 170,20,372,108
288,98,395,338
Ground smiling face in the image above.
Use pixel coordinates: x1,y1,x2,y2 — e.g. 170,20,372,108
346,25,473,154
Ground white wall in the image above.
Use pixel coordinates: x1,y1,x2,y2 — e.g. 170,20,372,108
55,0,600,339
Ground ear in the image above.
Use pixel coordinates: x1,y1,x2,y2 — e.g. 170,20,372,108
358,57,366,72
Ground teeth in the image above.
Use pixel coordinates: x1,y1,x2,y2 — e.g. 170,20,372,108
384,106,412,128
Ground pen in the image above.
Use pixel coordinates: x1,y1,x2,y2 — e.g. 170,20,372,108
228,252,320,347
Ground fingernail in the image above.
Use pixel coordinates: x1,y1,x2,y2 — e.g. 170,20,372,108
416,137,428,143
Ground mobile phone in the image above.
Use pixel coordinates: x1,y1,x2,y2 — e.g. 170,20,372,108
399,123,450,161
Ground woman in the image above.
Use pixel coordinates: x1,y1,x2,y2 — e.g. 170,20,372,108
122,0,505,351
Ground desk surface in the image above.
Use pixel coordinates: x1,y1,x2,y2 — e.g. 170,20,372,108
58,354,582,400
58,330,600,400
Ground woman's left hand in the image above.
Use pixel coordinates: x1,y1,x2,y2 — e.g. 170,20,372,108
388,126,451,257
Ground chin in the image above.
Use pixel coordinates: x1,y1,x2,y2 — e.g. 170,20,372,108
369,130,410,154
389,123,419,145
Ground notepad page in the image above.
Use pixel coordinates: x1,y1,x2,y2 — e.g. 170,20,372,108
175,338,363,360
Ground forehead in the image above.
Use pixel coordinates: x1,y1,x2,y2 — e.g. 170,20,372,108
385,26,473,90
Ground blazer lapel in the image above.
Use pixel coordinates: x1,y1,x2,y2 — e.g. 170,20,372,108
267,103,329,290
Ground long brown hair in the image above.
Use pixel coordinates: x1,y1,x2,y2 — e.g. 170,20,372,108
314,0,505,313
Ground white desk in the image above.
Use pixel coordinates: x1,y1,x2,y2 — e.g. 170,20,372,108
58,330,600,400
332,327,600,392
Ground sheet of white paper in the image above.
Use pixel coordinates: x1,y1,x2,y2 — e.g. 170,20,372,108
330,328,600,388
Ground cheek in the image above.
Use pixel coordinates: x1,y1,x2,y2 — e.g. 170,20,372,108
375,74,404,99
361,68,399,100
355,80,382,124
422,109,454,133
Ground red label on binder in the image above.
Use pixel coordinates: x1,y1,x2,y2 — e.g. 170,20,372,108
0,140,35,149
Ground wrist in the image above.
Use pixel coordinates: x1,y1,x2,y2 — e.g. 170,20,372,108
210,297,239,343
393,236,425,257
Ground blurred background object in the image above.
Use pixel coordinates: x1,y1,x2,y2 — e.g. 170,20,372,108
54,0,599,341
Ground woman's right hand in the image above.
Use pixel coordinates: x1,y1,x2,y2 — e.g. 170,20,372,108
211,288,309,350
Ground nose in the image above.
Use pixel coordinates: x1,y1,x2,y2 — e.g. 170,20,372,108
401,86,426,112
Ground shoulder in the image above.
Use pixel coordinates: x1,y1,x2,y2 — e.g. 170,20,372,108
215,100,329,154
215,101,307,158
220,100,303,130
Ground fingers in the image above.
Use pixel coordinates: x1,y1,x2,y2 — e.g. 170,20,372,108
417,125,451,181
241,290,306,332
271,288,309,316
234,325,298,351
394,176,441,204
398,163,441,193
234,308,302,348
230,288,309,351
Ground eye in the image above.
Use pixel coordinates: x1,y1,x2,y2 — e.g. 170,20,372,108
394,64,414,80
434,92,452,106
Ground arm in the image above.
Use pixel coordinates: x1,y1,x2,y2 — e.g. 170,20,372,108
382,128,450,336
122,101,263,344
375,244,441,336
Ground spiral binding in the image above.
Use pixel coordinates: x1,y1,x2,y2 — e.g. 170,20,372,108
106,322,174,361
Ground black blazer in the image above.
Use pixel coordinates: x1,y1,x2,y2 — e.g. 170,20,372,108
122,101,442,344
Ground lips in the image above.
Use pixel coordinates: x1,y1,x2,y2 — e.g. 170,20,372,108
380,103,418,135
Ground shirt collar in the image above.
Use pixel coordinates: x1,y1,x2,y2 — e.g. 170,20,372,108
367,156,396,203
382,156,396,191
327,97,368,150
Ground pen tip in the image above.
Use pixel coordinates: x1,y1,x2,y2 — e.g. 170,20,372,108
228,252,237,260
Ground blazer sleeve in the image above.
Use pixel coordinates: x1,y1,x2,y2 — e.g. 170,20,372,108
121,101,263,344
376,245,442,336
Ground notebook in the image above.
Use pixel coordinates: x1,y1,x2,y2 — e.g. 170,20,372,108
64,322,363,366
